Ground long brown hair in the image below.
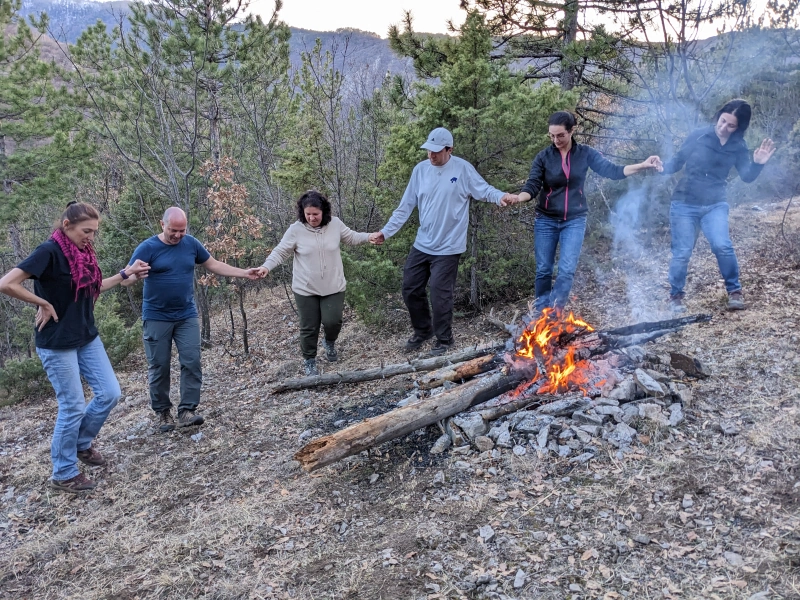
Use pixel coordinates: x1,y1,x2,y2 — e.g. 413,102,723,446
54,201,100,232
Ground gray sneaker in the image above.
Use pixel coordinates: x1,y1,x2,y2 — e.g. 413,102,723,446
177,409,205,428
727,290,745,310
304,358,319,376
322,339,338,362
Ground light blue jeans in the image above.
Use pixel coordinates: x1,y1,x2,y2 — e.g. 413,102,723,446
534,214,588,312
36,335,121,481
669,201,741,297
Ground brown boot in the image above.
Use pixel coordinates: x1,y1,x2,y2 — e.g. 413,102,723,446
77,446,106,466
50,473,96,493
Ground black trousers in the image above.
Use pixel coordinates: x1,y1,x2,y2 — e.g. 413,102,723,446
401,247,461,343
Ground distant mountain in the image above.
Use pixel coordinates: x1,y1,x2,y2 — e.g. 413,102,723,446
19,0,413,77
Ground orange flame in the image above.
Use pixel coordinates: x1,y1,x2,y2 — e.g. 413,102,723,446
515,308,594,394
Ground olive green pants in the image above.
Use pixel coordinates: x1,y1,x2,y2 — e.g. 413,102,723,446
294,291,346,359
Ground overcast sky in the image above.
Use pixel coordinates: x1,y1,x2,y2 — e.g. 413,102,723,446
250,0,463,36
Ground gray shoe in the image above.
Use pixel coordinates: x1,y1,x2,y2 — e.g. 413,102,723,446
669,294,687,314
177,409,205,428
322,339,338,362
727,290,745,310
304,358,319,376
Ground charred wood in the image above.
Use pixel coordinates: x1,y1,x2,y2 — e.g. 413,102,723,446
273,343,505,392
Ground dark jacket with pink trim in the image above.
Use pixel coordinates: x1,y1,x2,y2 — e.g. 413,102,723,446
521,142,627,221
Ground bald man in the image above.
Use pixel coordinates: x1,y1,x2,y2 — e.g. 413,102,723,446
129,207,260,432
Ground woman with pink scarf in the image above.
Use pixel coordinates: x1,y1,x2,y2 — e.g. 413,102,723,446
0,202,150,493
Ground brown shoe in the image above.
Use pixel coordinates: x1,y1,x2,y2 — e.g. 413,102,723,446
727,290,745,310
77,446,106,466
177,409,205,428
50,473,96,493
158,409,176,433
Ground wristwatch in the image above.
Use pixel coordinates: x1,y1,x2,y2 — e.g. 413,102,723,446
119,269,129,280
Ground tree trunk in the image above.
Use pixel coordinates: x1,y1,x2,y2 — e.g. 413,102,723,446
238,285,249,355
273,343,505,392
294,371,525,471
560,0,580,90
195,279,213,348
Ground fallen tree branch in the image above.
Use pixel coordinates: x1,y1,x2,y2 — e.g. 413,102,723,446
273,343,505,392
417,354,502,389
294,371,525,471
598,314,712,337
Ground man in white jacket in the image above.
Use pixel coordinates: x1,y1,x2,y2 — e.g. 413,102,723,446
371,128,517,355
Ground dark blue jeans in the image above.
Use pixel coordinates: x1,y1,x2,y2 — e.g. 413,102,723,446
534,214,587,312
668,201,740,297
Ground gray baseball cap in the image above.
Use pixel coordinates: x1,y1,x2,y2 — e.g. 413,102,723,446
420,127,454,152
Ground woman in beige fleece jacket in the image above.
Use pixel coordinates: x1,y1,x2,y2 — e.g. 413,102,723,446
256,191,380,375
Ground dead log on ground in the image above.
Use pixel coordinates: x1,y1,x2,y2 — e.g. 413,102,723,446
416,354,502,389
294,371,525,471
273,343,505,392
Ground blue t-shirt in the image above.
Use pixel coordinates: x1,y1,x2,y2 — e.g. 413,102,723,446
130,235,211,321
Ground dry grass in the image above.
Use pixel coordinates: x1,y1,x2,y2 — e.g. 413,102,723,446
1,200,799,599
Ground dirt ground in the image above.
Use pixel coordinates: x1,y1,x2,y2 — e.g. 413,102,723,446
1,200,799,600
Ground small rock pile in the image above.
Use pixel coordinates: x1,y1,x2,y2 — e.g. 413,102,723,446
426,346,703,463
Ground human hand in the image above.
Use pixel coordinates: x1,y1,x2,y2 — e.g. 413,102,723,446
499,193,519,207
642,155,663,172
255,267,269,278
125,259,150,280
244,267,263,281
35,302,58,332
369,232,385,245
753,139,776,165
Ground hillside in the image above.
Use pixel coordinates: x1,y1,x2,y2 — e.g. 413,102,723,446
0,199,798,598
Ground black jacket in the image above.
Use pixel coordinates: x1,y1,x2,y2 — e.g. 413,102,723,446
521,142,627,221
662,126,764,205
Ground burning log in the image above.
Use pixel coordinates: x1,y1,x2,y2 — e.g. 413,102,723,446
273,343,504,392
294,371,525,472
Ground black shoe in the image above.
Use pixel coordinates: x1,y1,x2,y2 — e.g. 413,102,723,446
404,330,433,352
669,294,686,315
430,339,454,356
304,358,319,376
177,409,205,428
727,290,745,310
158,409,176,433
322,339,338,362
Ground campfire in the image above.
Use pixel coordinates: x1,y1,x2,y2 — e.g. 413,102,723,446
278,309,712,472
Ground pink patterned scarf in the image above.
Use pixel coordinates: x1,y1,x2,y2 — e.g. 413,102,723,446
51,228,102,302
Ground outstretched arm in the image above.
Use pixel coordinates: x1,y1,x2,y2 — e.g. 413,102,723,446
622,156,663,176
201,257,261,280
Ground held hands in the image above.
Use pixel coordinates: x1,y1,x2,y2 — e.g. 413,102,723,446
35,302,58,332
125,259,151,281
369,232,385,245
642,155,663,172
254,267,269,278
244,267,264,280
499,193,521,207
754,139,776,164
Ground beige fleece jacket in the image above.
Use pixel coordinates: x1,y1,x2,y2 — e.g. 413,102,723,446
261,217,371,296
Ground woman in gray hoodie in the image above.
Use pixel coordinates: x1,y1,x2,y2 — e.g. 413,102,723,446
257,191,378,375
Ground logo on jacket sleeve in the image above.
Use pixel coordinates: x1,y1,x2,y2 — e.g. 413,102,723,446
450,177,458,183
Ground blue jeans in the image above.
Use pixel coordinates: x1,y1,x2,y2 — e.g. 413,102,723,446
36,335,121,481
534,214,587,312
669,201,740,297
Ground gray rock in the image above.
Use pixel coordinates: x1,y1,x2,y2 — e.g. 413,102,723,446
536,424,550,450
298,429,314,442
595,397,620,406
430,434,452,454
615,540,630,554
479,525,496,542
635,369,666,397
432,471,445,485
668,403,684,426
568,452,594,464
558,429,575,440
670,351,709,378
575,429,593,444
369,473,380,484
536,396,591,417
620,403,639,423
333,419,347,428
190,432,203,443
719,420,740,436
682,495,694,508
396,393,420,407
446,420,468,446
532,531,548,542
487,422,509,441
513,414,554,434
572,411,605,426
724,551,744,567
674,383,693,407
474,436,495,452
595,405,623,417
608,422,637,449
578,425,602,436
569,583,583,592
513,569,526,589
558,445,572,457
451,445,472,455
644,368,671,383
452,413,488,440
547,440,559,454
633,534,650,545
512,445,527,456
639,403,670,427
608,378,637,402
453,460,472,470
496,428,513,448
623,346,646,363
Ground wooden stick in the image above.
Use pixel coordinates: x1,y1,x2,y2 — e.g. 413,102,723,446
416,354,501,389
294,371,525,471
272,343,505,392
